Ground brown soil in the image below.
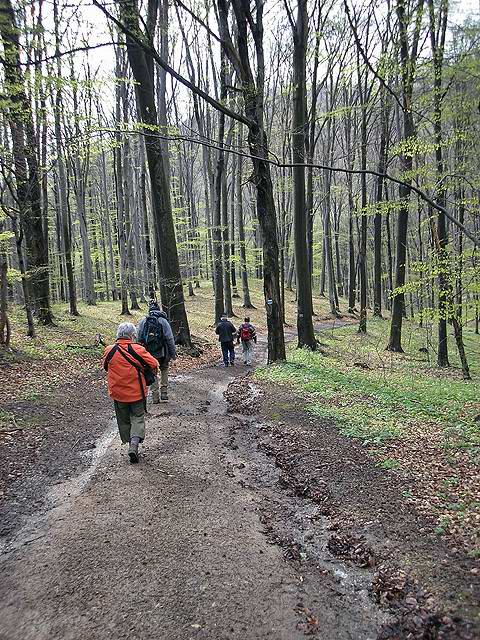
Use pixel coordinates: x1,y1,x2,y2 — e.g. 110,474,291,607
0,334,477,640
224,375,479,639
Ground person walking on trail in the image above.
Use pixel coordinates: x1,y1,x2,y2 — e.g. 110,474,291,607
215,314,237,367
137,300,177,403
237,316,257,366
103,322,158,464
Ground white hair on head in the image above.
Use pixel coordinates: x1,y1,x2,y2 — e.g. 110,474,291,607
116,322,137,340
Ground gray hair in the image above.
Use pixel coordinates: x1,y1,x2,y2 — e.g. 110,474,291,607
116,322,137,340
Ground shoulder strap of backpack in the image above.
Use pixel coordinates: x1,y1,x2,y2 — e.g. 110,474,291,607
103,344,118,371
117,345,147,411
126,344,150,369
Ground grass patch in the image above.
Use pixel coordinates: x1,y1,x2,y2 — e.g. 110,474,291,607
376,458,401,470
257,318,479,452
256,316,480,552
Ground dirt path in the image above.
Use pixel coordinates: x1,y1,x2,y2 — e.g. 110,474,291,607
0,336,394,640
1,330,475,639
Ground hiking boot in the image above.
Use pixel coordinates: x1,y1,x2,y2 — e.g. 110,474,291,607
128,442,139,464
152,395,160,405
160,390,168,401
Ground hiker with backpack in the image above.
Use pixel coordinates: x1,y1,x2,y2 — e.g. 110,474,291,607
215,315,237,367
103,322,159,463
137,300,177,402
237,317,257,366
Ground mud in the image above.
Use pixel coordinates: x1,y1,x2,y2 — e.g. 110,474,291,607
225,377,478,639
0,334,476,639
0,342,388,640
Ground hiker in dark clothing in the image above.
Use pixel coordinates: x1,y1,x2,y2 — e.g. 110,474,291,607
137,300,176,402
215,315,237,367
237,317,257,365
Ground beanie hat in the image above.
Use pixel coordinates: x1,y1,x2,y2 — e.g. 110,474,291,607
149,299,160,311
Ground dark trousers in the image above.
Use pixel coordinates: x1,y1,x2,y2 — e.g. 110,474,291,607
221,341,235,366
114,399,145,444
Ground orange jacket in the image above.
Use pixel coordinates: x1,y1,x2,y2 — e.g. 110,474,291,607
102,339,159,403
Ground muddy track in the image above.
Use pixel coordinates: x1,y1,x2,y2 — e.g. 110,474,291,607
223,375,478,640
0,329,476,639
0,332,383,640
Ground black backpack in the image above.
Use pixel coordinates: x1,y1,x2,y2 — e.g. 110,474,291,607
143,315,165,357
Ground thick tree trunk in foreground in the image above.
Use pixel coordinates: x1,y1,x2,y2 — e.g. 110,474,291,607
219,0,285,362
119,0,191,345
292,0,316,349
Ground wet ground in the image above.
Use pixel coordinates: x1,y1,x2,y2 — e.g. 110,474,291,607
0,341,391,640
0,335,477,639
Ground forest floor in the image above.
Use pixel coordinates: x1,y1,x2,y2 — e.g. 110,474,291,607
0,281,478,639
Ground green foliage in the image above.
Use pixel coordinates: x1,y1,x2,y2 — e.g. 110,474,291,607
376,458,400,470
256,319,479,453
6,268,22,283
0,230,14,247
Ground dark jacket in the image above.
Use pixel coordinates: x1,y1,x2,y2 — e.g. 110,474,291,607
137,310,176,362
215,319,237,343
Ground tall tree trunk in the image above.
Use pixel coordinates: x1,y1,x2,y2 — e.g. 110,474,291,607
138,139,154,298
236,128,254,309
212,53,227,323
71,66,96,306
387,0,424,352
218,0,285,362
119,0,191,345
373,85,388,318
230,152,239,299
428,0,450,367
292,0,316,349
53,0,78,316
222,122,235,317
114,48,131,316
0,0,53,325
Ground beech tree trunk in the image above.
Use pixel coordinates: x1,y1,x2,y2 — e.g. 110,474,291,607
0,0,53,325
292,0,316,349
119,0,191,345
218,0,285,362
387,0,424,352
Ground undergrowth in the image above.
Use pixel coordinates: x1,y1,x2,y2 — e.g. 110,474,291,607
256,318,480,551
257,318,479,452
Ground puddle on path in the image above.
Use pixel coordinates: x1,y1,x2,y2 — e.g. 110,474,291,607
207,381,230,416
222,377,391,634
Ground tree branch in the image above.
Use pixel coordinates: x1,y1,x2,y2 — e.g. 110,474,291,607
92,0,252,127
80,127,479,246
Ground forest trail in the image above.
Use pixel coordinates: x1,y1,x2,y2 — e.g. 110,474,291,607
0,329,392,640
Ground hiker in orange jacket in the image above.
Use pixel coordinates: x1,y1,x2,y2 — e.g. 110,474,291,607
102,322,158,463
